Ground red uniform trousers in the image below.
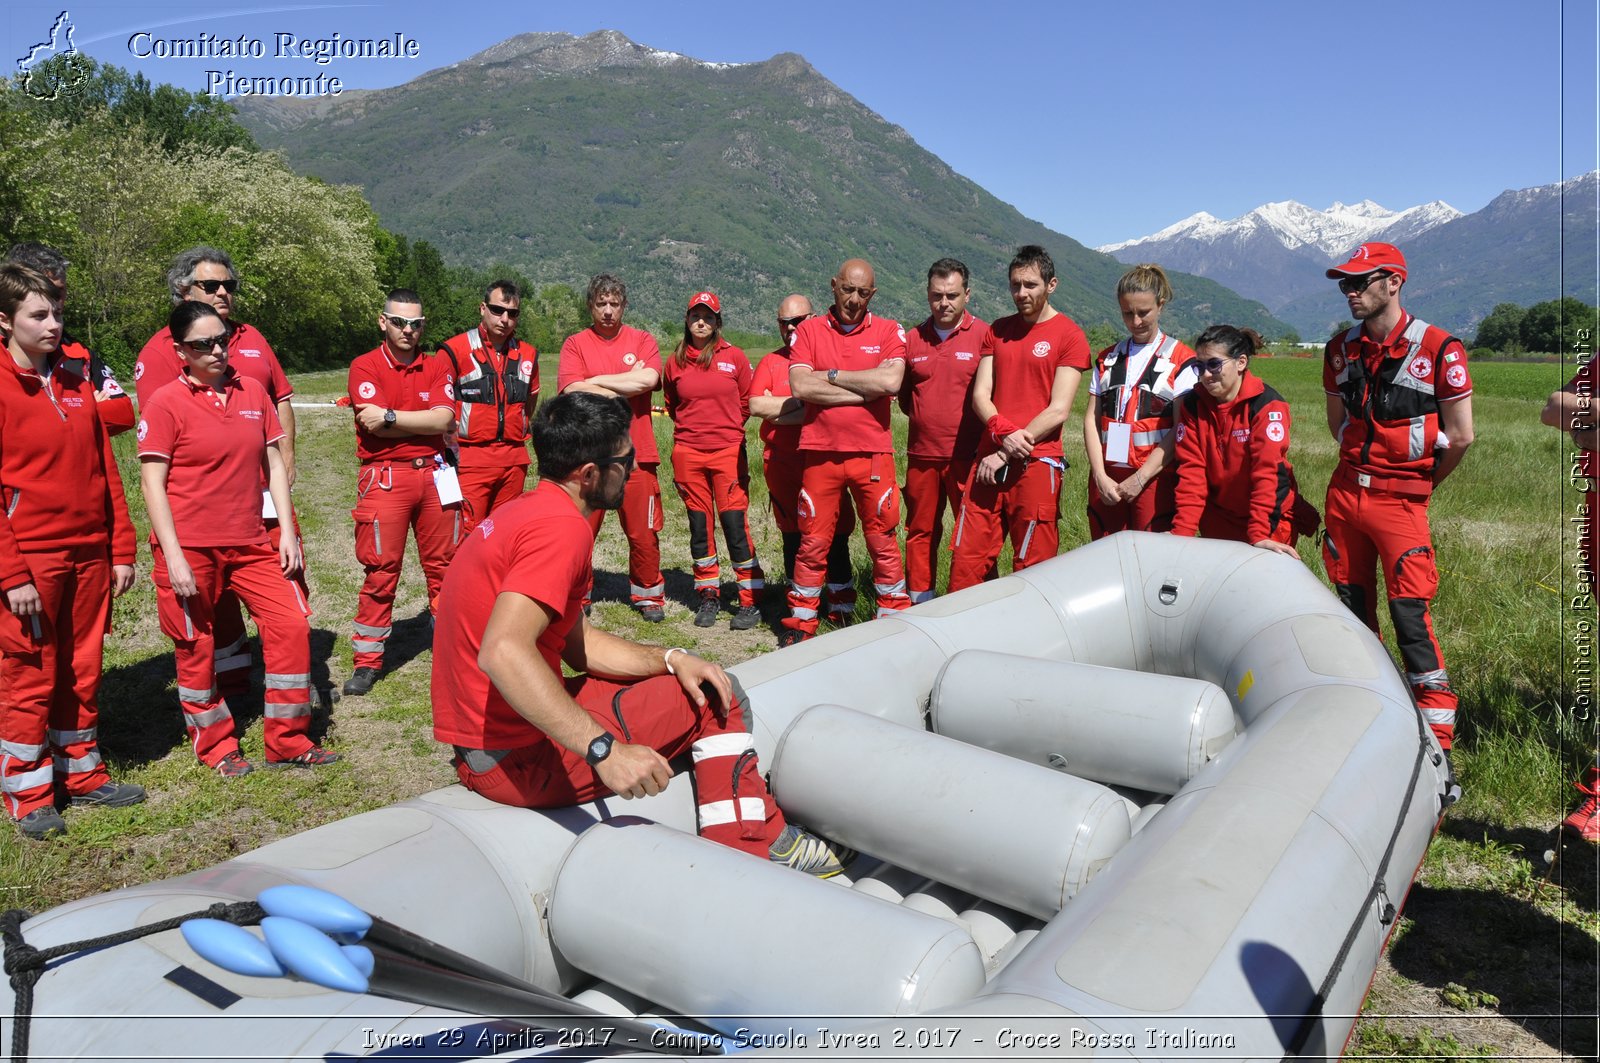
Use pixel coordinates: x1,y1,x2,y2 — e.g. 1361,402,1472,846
1087,466,1178,540
216,515,307,697
152,542,314,766
1321,469,1457,749
762,450,856,619
948,458,1064,592
457,462,529,530
670,444,763,607
452,674,784,857
0,546,113,819
585,462,665,610
784,452,909,636
351,461,464,671
903,455,973,603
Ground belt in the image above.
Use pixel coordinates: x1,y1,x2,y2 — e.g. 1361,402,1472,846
363,457,434,469
1336,465,1432,499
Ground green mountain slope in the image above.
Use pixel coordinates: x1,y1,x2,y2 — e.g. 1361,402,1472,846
238,30,1285,338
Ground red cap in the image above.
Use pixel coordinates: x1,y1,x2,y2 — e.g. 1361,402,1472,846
1326,242,1407,280
687,291,721,314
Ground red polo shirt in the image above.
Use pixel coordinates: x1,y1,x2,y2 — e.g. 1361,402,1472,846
790,310,907,454
431,479,592,749
900,312,988,461
662,340,753,451
751,347,801,453
557,326,663,463
135,322,292,408
137,372,283,547
348,344,456,464
981,312,1092,459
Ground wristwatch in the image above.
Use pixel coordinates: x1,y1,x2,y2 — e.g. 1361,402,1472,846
382,408,397,428
584,731,616,767
827,368,839,384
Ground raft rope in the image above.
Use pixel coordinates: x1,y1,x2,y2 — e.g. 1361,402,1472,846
1,899,265,1063
1281,698,1454,1059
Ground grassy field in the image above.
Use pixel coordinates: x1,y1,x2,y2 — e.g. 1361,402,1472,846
0,352,1593,1059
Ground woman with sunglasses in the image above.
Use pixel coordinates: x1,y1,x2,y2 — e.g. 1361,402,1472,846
1082,264,1198,539
1170,325,1317,554
139,301,338,777
661,292,763,630
0,264,142,839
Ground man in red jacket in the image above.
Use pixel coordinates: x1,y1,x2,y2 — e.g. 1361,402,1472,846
557,275,666,621
136,247,301,701
781,259,909,644
438,280,539,527
1322,242,1474,760
0,264,143,839
5,243,134,435
343,289,462,696
900,258,988,602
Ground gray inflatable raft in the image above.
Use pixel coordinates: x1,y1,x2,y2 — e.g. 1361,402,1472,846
1,533,1453,1060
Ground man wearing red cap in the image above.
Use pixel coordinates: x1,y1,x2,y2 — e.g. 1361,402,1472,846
438,279,539,526
900,258,989,602
1322,242,1474,763
558,275,666,622
781,259,909,644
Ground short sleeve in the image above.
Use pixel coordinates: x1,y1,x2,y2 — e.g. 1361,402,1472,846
136,392,179,458
1435,340,1472,401
556,335,587,392
348,354,384,407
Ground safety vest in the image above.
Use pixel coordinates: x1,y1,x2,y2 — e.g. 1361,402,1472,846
1328,316,1457,482
1093,334,1193,468
442,328,538,446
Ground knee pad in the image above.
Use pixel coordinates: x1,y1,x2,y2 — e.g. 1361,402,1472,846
1389,597,1445,677
685,509,711,559
719,509,752,561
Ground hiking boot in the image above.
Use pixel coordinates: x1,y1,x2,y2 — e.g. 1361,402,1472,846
1562,767,1600,843
694,595,721,628
70,781,147,808
637,605,666,623
342,667,379,696
776,628,812,648
17,807,67,840
267,745,341,770
768,824,856,878
215,751,254,779
730,605,761,631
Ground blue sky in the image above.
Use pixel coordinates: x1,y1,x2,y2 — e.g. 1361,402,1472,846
5,1,1595,248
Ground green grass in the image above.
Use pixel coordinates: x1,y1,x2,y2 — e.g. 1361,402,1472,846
0,359,1593,1059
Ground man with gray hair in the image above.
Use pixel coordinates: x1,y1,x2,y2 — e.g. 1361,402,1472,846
135,247,303,701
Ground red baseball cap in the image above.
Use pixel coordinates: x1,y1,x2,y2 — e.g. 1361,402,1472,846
687,291,721,314
1326,242,1408,280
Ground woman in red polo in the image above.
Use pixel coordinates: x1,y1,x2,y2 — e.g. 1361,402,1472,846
139,301,337,776
662,292,763,630
1170,325,1317,553
1083,263,1197,538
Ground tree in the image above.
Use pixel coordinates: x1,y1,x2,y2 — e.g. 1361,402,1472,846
1279,329,1301,347
1519,298,1598,355
1473,303,1525,353
1085,322,1119,351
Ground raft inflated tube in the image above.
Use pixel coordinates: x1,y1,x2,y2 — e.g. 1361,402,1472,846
546,819,985,1036
769,703,1131,920
930,650,1239,794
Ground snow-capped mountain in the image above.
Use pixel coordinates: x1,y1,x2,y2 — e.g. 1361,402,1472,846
1099,199,1460,260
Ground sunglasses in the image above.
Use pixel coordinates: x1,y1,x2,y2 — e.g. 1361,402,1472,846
384,314,426,331
778,315,809,328
180,334,228,355
1337,272,1389,296
594,447,636,474
485,303,520,319
191,278,238,295
1197,357,1234,374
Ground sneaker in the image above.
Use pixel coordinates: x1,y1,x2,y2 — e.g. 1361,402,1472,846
730,605,761,631
342,667,379,696
694,595,721,628
768,824,856,878
70,781,147,808
1562,767,1600,843
267,745,341,770
637,605,666,623
17,807,67,840
215,751,255,779
776,628,812,648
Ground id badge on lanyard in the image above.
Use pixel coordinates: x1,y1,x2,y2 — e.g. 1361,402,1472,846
433,460,463,507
